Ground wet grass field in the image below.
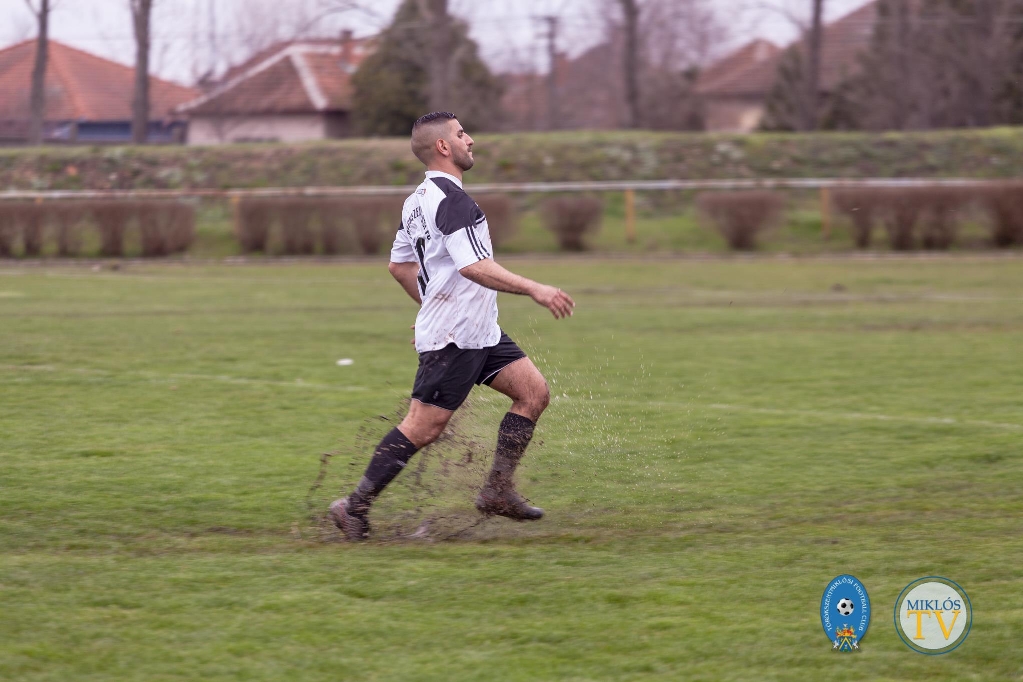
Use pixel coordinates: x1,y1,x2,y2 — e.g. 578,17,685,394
2,256,1022,681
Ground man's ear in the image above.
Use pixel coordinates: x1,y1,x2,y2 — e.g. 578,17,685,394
435,137,450,158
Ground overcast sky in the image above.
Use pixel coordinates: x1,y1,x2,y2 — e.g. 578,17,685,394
0,0,874,86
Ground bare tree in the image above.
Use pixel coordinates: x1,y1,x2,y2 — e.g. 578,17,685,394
618,0,641,128
415,0,457,111
849,0,1023,131
640,0,725,130
130,0,155,144
24,0,53,145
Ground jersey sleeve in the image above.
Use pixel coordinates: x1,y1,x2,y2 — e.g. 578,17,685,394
389,224,417,263
436,192,490,270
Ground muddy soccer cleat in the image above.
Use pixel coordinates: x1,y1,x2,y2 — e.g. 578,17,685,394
475,486,544,521
328,497,369,541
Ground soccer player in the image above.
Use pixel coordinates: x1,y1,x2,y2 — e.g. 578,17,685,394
329,112,575,541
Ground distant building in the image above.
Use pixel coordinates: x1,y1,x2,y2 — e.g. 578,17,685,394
177,34,374,145
694,40,782,133
500,36,634,132
696,1,878,132
0,39,196,144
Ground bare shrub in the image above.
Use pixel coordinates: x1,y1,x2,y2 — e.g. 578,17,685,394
132,201,195,257
978,181,1023,247
696,191,782,251
918,187,968,250
51,202,91,256
0,202,18,256
167,202,196,254
541,196,604,251
18,202,46,256
832,188,876,248
876,189,922,251
91,202,133,257
135,201,171,257
317,199,357,255
279,199,317,255
474,194,516,246
234,198,274,253
347,197,396,255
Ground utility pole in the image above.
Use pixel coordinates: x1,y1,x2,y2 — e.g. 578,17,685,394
536,15,560,130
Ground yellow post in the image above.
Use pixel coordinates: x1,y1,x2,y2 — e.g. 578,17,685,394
820,186,831,240
625,188,636,244
230,194,241,236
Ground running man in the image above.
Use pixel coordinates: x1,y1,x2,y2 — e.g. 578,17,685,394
329,112,575,541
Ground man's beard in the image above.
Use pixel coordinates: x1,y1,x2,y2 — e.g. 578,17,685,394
453,149,474,171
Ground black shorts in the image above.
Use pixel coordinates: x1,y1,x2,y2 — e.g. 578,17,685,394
411,331,527,411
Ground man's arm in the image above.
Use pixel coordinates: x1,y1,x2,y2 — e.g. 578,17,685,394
459,258,574,319
388,261,423,305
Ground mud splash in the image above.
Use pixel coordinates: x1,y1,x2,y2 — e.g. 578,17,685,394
306,393,538,542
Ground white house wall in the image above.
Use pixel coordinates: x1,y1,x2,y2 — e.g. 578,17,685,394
187,114,327,145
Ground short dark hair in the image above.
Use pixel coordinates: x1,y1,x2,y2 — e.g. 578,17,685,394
412,111,457,131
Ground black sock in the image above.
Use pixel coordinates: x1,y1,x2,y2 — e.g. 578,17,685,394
349,427,419,511
488,412,536,484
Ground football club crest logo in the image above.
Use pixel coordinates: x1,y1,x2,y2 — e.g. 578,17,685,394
821,575,871,651
894,577,972,655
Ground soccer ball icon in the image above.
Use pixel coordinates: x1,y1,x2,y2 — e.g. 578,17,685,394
837,598,855,617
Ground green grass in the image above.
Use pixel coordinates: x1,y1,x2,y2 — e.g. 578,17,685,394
2,256,1022,681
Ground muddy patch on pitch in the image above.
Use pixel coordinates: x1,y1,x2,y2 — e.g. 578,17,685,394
306,394,540,543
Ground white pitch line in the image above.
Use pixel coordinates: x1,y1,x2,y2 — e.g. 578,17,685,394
0,364,364,392
705,403,1023,432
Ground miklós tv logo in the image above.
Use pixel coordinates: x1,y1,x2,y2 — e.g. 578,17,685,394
894,576,972,654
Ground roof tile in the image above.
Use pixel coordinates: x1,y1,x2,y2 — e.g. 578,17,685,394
0,39,197,121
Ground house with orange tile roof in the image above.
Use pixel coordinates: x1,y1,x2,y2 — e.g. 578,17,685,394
696,1,877,132
0,39,197,144
177,33,374,145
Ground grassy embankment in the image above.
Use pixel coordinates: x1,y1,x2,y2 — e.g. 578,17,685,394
2,257,1022,680
3,128,1023,257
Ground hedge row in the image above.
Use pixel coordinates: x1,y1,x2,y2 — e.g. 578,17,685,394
694,182,1023,251
232,194,518,255
0,200,195,257
831,183,1023,250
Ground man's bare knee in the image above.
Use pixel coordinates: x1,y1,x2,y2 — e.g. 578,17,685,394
515,379,549,422
399,404,452,448
534,380,550,414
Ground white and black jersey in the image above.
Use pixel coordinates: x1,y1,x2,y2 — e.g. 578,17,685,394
391,170,500,352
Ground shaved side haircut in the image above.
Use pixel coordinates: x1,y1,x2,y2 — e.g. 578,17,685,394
411,111,458,165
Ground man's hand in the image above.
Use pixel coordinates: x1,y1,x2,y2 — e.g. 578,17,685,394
530,283,575,319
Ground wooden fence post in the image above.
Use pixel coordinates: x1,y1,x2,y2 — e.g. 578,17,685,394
820,186,831,240
625,188,636,244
